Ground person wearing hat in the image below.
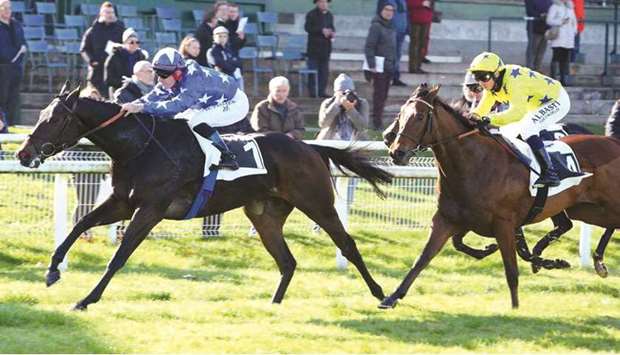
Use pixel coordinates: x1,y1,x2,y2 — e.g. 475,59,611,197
304,0,335,98
207,26,243,88
80,1,125,97
104,27,147,98
317,73,369,141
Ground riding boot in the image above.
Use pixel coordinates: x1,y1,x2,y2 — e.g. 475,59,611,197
527,136,560,188
193,123,239,170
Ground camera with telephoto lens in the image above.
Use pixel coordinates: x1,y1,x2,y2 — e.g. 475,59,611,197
343,90,358,103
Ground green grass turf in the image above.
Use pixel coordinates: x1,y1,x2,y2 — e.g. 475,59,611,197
0,221,618,353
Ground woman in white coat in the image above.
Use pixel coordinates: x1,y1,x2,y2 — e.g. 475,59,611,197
546,0,577,85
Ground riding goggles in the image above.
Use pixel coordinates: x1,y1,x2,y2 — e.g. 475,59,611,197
472,71,494,83
466,84,483,93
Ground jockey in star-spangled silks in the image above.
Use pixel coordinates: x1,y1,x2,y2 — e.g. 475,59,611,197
121,47,249,171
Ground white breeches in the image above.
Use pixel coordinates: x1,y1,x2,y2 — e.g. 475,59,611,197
520,87,570,139
175,89,250,175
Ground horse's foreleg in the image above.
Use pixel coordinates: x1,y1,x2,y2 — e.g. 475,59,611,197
73,205,163,311
379,212,459,309
593,228,615,278
47,195,132,287
243,199,296,304
495,221,520,309
452,231,498,260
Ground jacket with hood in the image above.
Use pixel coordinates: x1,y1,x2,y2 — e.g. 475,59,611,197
377,0,409,34
364,14,397,74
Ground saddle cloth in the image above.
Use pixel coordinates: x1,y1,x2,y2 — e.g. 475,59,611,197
215,134,267,181
495,128,592,197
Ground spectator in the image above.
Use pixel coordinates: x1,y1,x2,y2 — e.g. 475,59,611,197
113,60,155,104
104,28,147,98
525,0,552,71
317,73,369,141
195,9,218,67
80,1,125,98
547,0,577,86
452,72,483,114
214,1,229,26
0,0,26,129
305,0,335,98
377,0,409,86
407,0,432,74
207,26,243,88
251,76,304,140
605,99,620,137
571,0,585,62
225,2,246,57
179,35,202,62
365,2,397,130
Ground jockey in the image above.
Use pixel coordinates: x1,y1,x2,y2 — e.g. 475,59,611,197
121,47,250,171
467,51,581,188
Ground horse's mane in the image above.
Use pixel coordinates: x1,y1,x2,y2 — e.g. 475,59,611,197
412,84,477,129
77,97,180,125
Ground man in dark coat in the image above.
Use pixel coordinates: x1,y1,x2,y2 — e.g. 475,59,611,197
304,0,335,98
195,9,217,67
365,1,397,129
112,60,155,104
80,1,125,98
377,0,408,86
104,28,147,97
225,3,246,57
525,0,552,71
0,0,26,129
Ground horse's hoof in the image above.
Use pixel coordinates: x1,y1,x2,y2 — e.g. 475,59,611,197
72,302,88,312
45,270,61,287
378,296,398,309
555,259,571,269
594,260,609,278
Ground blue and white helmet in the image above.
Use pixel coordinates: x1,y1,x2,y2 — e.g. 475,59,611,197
152,47,186,77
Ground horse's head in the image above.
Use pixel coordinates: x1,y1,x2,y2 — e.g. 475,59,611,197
387,83,441,165
17,82,89,168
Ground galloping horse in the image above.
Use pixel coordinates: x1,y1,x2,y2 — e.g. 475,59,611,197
381,84,619,309
17,83,391,310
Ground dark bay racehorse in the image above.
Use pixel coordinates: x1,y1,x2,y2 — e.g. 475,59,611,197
381,84,619,309
17,84,391,310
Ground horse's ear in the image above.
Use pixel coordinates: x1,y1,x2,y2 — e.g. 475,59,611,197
59,80,71,97
429,84,442,100
65,85,81,105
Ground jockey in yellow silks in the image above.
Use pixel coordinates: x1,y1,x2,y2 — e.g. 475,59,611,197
467,51,581,188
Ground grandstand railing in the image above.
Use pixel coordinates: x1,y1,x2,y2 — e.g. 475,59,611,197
0,135,593,269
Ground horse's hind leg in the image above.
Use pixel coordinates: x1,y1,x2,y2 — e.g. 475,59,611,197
535,213,573,273
452,232,498,260
291,197,385,302
243,198,296,304
46,195,132,287
593,228,615,278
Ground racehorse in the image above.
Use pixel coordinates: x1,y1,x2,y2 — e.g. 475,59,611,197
381,83,619,309
16,83,391,310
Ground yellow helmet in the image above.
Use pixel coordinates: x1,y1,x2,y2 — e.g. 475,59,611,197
468,52,505,74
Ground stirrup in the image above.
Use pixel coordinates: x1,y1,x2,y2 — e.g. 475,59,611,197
533,173,560,188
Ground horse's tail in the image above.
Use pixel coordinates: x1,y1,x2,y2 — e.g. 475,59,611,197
309,145,393,198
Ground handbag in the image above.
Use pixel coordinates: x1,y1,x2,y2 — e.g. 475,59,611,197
545,26,560,40
432,10,442,23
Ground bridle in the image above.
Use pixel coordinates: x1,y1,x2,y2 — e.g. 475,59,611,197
395,97,479,154
27,96,127,159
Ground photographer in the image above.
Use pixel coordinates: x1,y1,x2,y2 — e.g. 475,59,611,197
317,73,368,141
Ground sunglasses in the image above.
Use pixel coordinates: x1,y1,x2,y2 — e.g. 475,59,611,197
466,84,483,93
127,40,140,45
473,72,493,82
